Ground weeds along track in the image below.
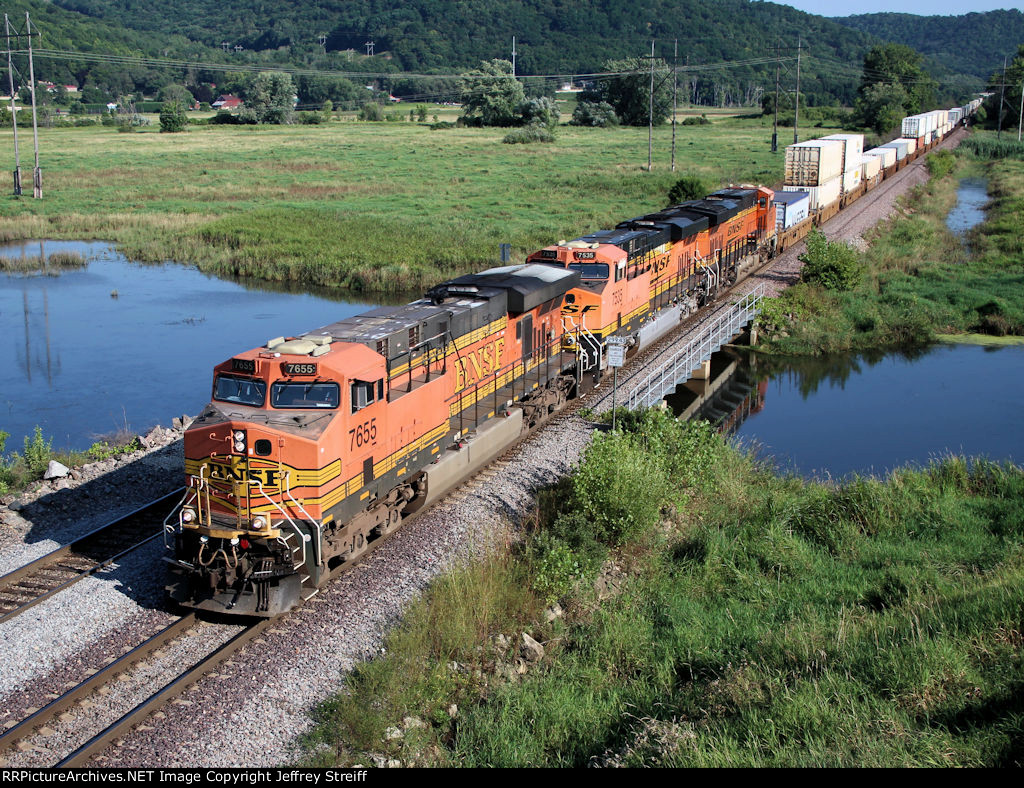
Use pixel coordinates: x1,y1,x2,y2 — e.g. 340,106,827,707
0,489,184,626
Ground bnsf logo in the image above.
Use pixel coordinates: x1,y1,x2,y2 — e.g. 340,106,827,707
561,304,599,315
205,457,280,488
454,337,505,393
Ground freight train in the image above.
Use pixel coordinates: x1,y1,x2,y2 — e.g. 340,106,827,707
164,101,979,617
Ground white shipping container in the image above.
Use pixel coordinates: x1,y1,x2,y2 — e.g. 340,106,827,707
948,108,962,124
895,137,918,154
774,191,810,230
783,177,841,212
821,133,865,174
784,139,845,186
861,155,881,180
879,141,909,161
901,115,923,138
842,167,861,194
865,147,897,168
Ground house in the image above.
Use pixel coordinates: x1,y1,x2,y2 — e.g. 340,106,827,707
211,94,242,110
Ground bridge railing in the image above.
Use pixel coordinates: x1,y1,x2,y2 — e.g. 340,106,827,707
626,283,765,411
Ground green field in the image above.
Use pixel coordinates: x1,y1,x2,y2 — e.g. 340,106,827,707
0,112,834,293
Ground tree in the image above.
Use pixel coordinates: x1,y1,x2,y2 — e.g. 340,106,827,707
159,100,187,132
857,44,935,117
520,96,560,129
241,72,295,124
460,59,526,127
583,57,673,127
983,44,1024,132
855,82,911,135
158,84,195,107
667,176,708,205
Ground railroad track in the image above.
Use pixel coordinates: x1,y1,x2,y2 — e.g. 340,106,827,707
0,489,184,626
0,608,266,766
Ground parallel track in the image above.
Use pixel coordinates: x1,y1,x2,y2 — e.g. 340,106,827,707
0,489,184,626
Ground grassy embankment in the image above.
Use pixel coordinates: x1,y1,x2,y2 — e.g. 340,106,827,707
0,112,839,294
301,411,1024,767
756,132,1024,354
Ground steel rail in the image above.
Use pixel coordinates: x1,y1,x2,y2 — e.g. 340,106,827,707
0,488,184,626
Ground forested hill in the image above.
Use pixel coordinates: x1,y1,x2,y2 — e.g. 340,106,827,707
836,10,1024,81
49,0,883,103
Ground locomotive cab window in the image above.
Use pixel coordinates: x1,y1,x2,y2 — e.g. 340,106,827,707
270,381,339,409
568,262,609,280
351,379,384,412
214,375,267,407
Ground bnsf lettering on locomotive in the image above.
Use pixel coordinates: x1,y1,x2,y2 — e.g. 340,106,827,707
560,303,599,315
454,337,506,392
207,460,279,488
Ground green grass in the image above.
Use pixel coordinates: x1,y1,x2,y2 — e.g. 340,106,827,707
0,113,842,293
300,413,1024,767
758,137,1024,355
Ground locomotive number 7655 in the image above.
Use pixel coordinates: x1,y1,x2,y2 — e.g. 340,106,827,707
349,418,377,450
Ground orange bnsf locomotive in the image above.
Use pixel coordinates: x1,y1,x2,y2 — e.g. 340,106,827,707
166,264,581,615
165,186,776,616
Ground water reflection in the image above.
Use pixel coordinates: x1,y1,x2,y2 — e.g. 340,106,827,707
946,177,989,242
1,241,391,450
675,343,1024,480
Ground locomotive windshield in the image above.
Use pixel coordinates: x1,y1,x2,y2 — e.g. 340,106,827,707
568,262,609,280
270,381,340,409
214,375,267,407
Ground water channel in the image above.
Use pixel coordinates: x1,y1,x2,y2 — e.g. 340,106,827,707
946,177,989,239
691,344,1024,480
0,241,384,451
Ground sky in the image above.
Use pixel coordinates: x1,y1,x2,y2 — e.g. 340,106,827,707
775,0,1024,16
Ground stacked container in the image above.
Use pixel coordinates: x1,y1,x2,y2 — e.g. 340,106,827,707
821,133,864,195
783,138,844,211
864,147,897,169
774,190,810,230
783,181,840,212
860,154,881,184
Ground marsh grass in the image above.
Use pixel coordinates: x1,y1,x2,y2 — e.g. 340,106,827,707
0,115,840,292
300,413,1024,767
0,250,86,273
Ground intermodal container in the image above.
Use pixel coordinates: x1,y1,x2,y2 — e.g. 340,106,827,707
879,140,910,161
774,190,810,230
864,147,897,168
861,154,881,181
783,177,841,212
842,167,861,194
784,139,844,186
821,133,865,174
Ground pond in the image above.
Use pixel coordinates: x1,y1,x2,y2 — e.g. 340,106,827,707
0,241,386,451
946,177,988,238
687,343,1024,480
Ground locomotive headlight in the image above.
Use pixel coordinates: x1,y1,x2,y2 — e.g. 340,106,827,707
232,430,247,453
251,515,267,530
234,439,246,452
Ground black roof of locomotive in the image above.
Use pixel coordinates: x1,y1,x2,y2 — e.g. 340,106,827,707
426,263,580,314
708,188,757,211
673,198,740,227
617,208,709,242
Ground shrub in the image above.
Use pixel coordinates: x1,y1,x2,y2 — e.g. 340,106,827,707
358,103,384,122
298,111,324,124
570,100,618,127
23,426,52,476
926,149,955,178
680,114,710,126
799,229,864,291
502,125,555,144
209,110,238,125
159,101,187,133
668,175,708,204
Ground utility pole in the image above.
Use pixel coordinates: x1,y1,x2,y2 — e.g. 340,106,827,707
5,14,21,195
772,41,780,153
318,33,326,53
671,38,677,172
25,13,40,199
1018,77,1023,142
648,39,655,171
511,36,516,77
998,56,1007,139
793,38,801,145
364,40,374,57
